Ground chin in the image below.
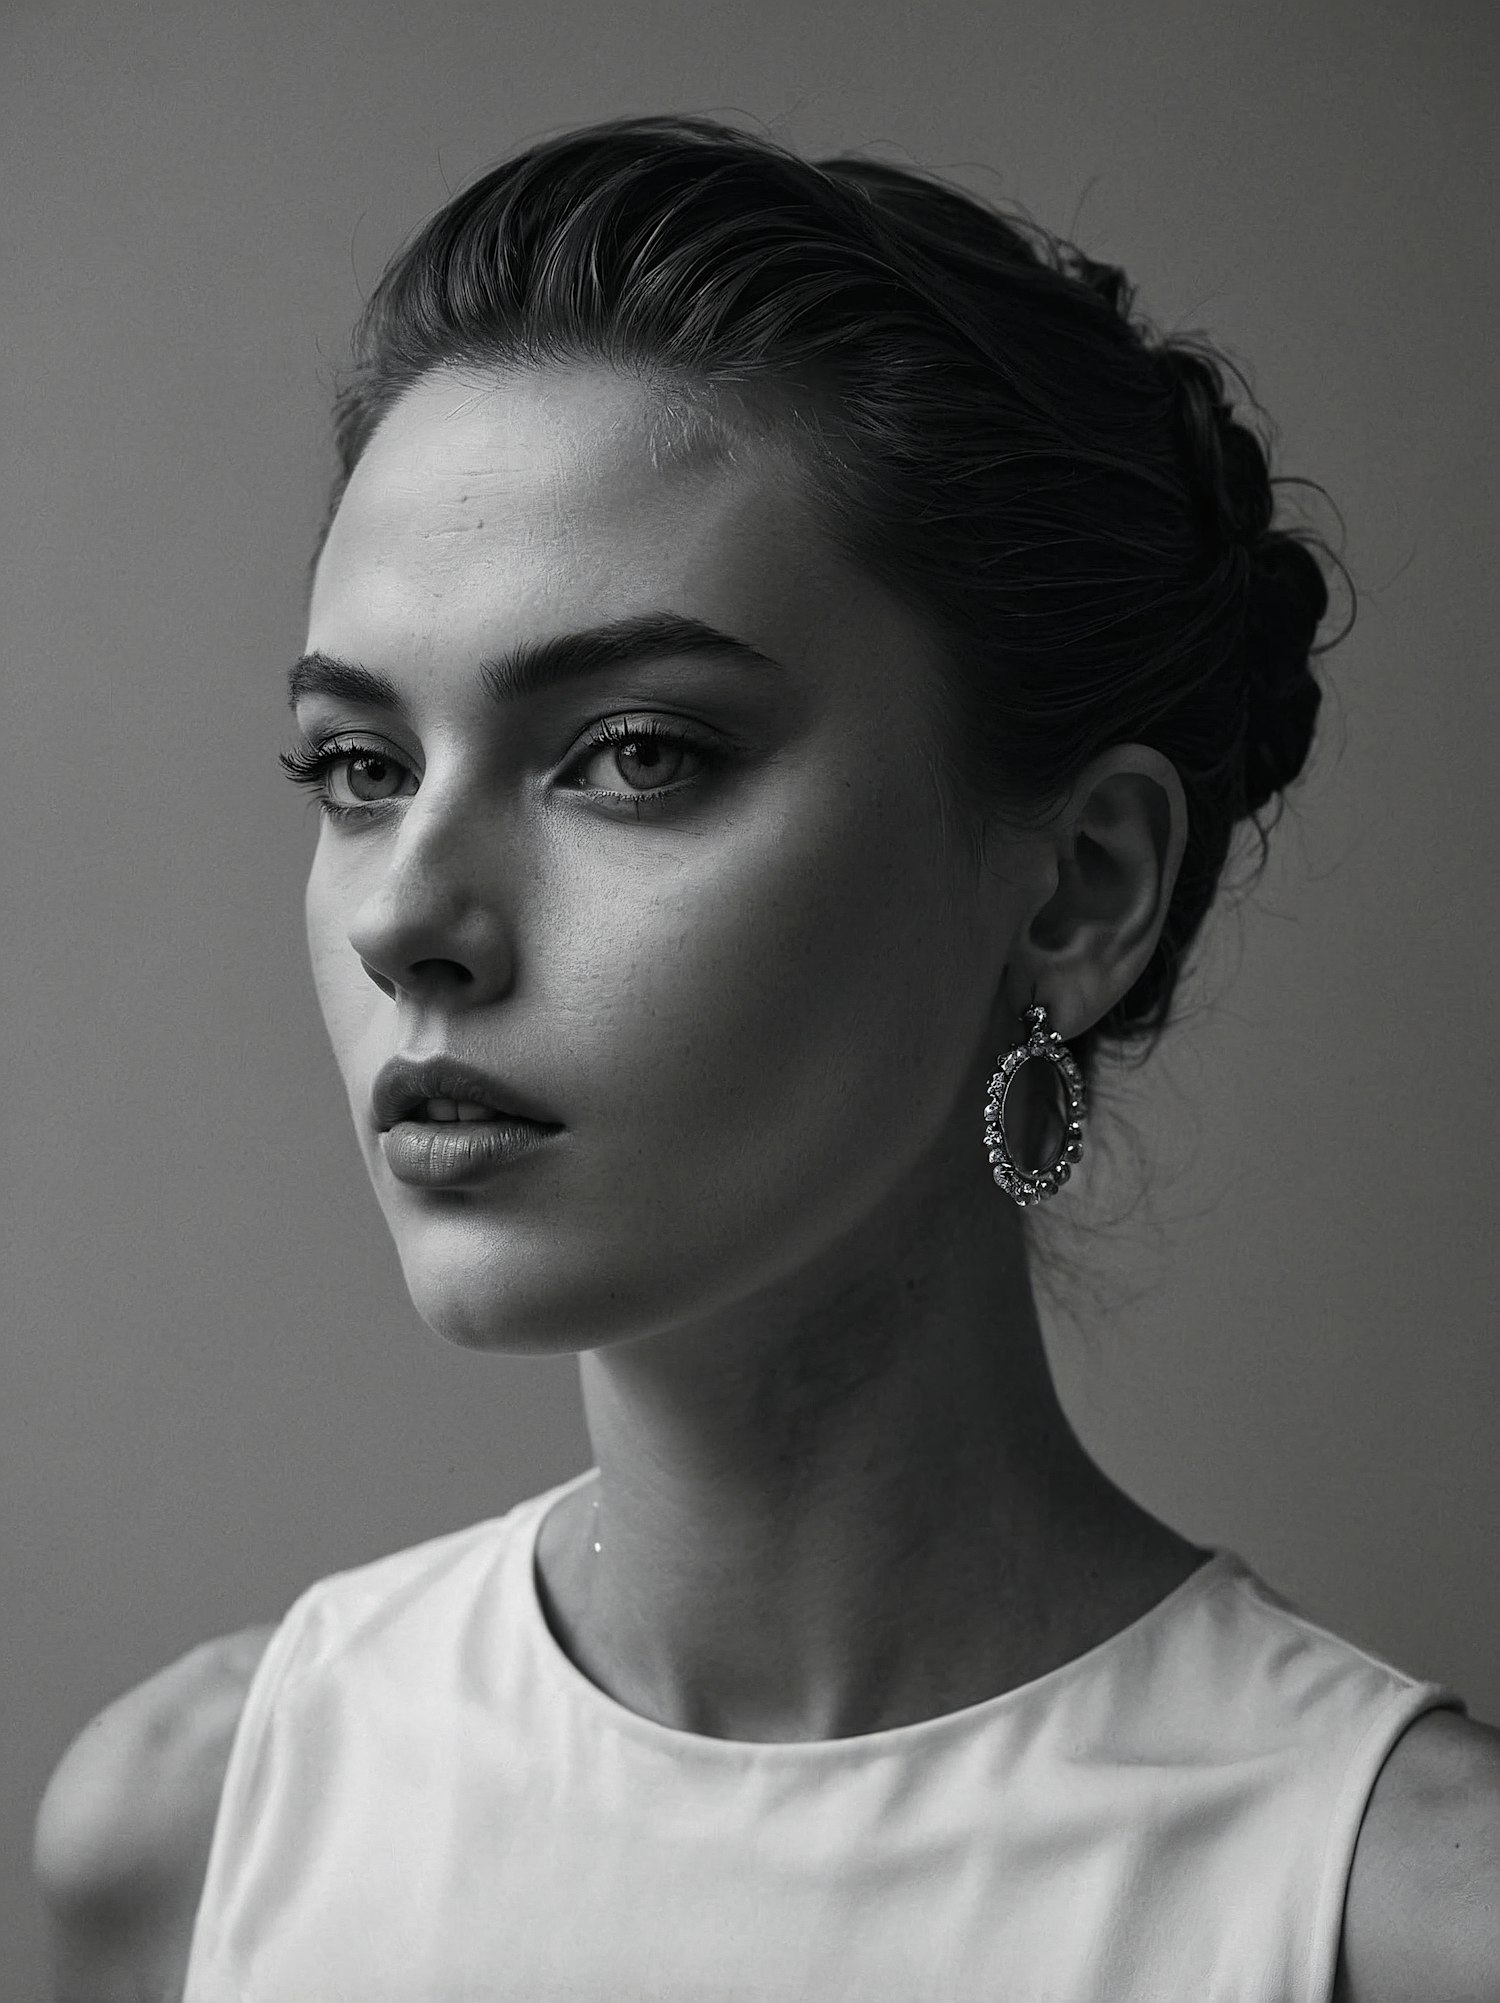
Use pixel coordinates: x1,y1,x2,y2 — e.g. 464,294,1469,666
391,1226,660,1358
414,1300,569,1355
397,1251,573,1355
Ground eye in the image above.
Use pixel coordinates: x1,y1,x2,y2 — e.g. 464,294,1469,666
563,715,715,806
279,736,419,819
330,749,409,805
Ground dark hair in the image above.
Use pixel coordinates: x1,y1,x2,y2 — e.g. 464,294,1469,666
316,113,1350,1086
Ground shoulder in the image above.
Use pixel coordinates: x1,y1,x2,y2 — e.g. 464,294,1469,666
1334,1706,1500,2002
33,1623,277,2000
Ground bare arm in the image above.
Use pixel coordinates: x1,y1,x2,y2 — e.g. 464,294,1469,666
1333,1707,1500,2003
33,1624,277,2003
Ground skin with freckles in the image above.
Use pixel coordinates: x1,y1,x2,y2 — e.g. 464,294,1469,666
299,361,1207,1742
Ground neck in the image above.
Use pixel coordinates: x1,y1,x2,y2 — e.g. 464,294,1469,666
533,1125,1196,1741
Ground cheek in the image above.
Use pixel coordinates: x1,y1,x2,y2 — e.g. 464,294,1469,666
304,863,370,1065
572,792,971,1182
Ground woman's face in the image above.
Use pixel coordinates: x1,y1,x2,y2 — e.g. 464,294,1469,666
299,365,1039,1351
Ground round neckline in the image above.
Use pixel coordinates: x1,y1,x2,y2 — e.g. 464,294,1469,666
520,1467,1241,1759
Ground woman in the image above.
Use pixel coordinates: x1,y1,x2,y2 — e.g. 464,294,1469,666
34,114,1499,2001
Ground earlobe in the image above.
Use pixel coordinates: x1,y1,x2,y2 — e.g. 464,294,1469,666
1013,748,1187,1038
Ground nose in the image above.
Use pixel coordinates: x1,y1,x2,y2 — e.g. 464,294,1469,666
344,797,518,1009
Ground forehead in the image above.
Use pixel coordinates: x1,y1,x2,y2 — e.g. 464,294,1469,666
308,365,854,671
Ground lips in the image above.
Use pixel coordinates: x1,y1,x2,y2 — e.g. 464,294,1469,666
371,1055,560,1133
379,1112,558,1188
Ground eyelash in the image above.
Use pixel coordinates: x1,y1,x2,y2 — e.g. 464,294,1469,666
277,714,716,824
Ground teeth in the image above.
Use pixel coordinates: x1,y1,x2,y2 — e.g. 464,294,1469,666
421,1098,498,1122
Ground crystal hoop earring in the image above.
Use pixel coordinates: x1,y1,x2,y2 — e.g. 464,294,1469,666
983,1002,1088,1207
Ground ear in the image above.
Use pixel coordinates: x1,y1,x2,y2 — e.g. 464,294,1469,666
1006,745,1188,1041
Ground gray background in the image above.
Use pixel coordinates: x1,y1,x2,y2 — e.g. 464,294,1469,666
6,1,1497,1989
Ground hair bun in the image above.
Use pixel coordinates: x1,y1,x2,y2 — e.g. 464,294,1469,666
1241,532,1328,815
1159,345,1274,548
1157,342,1330,816
1063,248,1138,323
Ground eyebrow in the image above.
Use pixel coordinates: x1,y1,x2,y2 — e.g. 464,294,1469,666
286,611,786,712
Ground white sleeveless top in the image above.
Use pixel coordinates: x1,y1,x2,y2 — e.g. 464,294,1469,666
183,1468,1465,2003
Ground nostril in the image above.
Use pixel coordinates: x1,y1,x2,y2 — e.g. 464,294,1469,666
358,959,399,1001
408,959,475,985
